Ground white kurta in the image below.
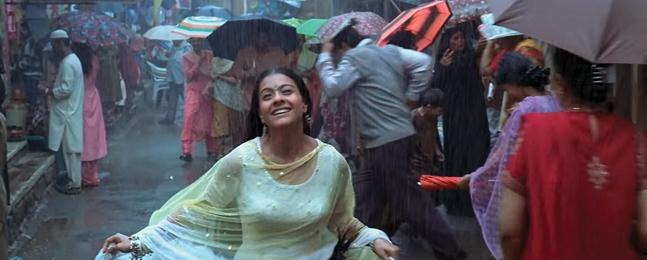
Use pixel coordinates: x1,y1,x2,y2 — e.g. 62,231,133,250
48,53,85,153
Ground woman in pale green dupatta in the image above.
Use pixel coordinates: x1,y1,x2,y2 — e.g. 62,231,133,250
210,57,246,154
97,67,399,260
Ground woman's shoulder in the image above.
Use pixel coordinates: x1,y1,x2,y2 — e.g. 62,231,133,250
518,92,562,114
318,140,351,167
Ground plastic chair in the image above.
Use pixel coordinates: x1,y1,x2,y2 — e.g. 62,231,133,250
146,61,169,107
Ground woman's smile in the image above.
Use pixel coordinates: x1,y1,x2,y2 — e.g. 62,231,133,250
271,107,292,116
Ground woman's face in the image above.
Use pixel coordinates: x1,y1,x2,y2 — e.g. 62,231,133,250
449,32,465,52
258,73,307,130
503,83,525,103
189,38,202,52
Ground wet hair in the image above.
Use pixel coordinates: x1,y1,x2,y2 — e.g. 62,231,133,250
72,42,93,76
494,52,549,92
419,88,444,108
389,31,416,49
332,19,366,50
246,67,312,141
552,47,610,104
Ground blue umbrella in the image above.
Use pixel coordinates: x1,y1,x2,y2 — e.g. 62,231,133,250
196,5,233,19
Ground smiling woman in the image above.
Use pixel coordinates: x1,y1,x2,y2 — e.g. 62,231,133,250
246,67,312,141
96,67,400,260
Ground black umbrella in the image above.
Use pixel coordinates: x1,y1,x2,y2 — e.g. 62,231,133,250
196,5,233,19
207,14,298,60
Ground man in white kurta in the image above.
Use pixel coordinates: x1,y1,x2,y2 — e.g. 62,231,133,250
46,30,85,194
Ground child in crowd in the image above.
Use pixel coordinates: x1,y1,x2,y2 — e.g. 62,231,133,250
411,88,445,177
379,88,446,235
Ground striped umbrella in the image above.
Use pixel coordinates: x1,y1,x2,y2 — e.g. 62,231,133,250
377,1,452,51
172,16,227,38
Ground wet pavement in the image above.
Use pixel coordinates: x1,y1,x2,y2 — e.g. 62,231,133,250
12,101,491,260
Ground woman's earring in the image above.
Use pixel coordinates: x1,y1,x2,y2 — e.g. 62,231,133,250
262,124,267,136
305,114,312,125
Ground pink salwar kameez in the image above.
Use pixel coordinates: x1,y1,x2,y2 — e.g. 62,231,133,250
82,55,108,186
181,51,217,155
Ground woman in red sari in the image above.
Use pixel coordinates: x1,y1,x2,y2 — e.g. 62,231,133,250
500,48,647,260
179,38,218,162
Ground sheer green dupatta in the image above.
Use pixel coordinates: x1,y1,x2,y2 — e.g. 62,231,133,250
142,142,253,259
140,139,381,259
142,140,327,259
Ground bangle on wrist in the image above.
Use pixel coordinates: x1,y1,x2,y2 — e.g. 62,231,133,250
130,235,153,259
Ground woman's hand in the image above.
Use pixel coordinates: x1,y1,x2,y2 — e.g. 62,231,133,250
322,40,335,54
372,238,400,260
201,86,212,99
439,49,454,66
102,233,132,259
436,151,445,162
476,37,488,53
220,75,238,84
458,174,471,191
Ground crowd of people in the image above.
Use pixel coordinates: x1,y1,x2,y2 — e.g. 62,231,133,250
84,16,647,260
19,8,646,260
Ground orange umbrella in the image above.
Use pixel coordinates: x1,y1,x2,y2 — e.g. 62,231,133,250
377,1,452,51
419,175,461,191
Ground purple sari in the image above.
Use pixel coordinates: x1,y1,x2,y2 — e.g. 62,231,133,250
469,92,562,260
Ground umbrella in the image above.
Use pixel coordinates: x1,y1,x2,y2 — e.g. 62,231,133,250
282,18,304,28
477,13,522,41
196,5,233,19
280,0,302,8
172,16,227,39
419,175,461,191
207,14,299,60
316,12,387,40
488,0,647,64
447,0,489,25
297,19,328,38
377,1,452,52
144,25,188,41
51,11,131,47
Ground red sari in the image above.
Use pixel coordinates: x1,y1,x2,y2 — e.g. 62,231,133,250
502,112,647,260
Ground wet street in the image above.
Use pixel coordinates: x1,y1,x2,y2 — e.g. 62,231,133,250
12,100,491,260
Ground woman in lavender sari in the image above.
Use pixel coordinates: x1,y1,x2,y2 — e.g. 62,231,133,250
461,52,562,260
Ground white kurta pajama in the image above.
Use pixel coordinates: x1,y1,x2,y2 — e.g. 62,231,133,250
49,53,85,188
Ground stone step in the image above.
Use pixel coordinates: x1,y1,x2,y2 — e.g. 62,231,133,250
7,141,27,168
7,152,56,244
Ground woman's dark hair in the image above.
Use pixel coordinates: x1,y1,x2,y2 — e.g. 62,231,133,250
332,19,365,50
246,67,312,141
72,42,93,76
419,88,444,108
494,52,549,91
552,47,610,104
389,31,416,49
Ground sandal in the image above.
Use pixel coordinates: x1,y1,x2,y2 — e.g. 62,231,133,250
179,153,193,163
54,182,81,195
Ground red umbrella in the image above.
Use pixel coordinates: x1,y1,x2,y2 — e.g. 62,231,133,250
316,12,387,40
377,1,452,51
419,175,461,191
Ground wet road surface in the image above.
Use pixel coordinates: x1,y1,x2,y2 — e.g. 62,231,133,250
13,102,491,260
